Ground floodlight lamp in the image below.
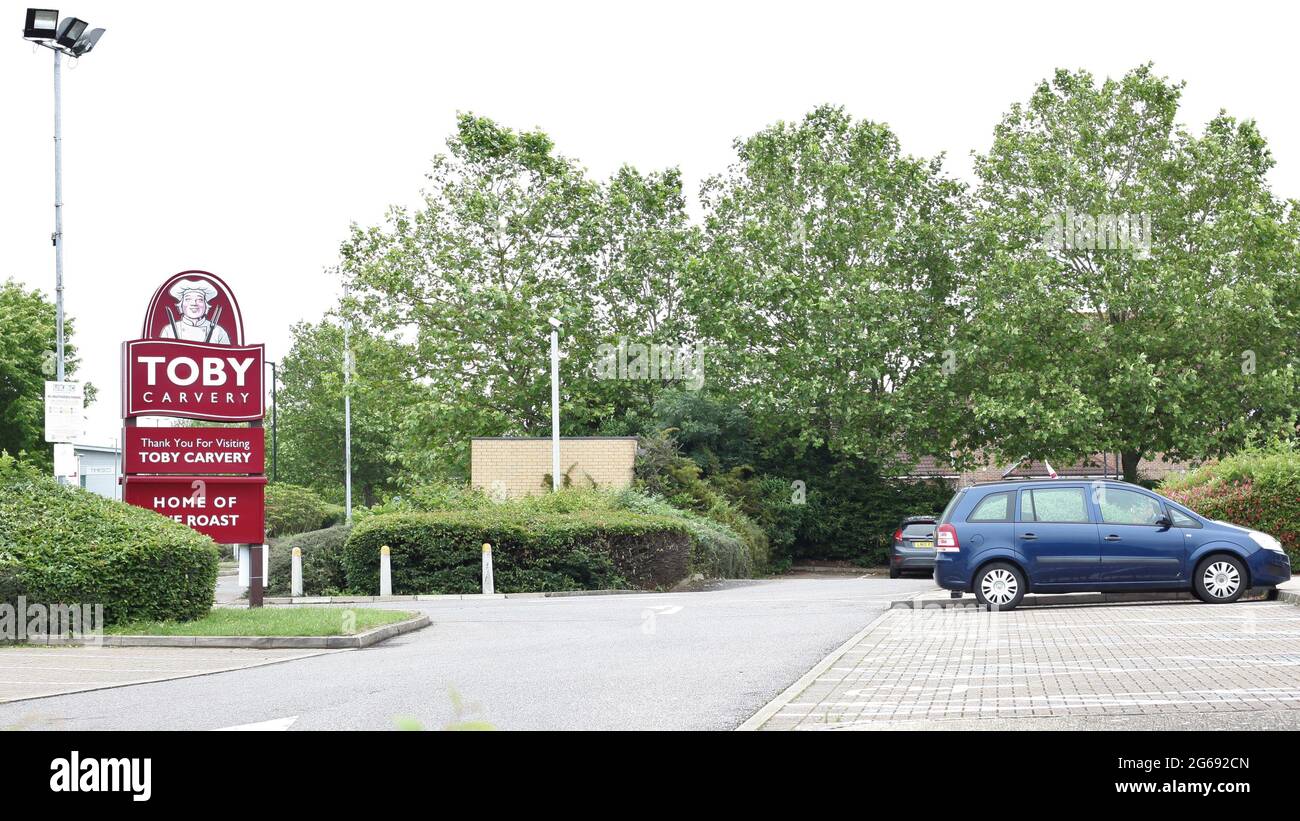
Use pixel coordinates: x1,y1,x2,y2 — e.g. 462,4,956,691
54,15,85,49
23,8,58,40
70,26,103,56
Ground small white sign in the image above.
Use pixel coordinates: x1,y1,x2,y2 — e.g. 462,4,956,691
53,443,77,479
44,380,84,443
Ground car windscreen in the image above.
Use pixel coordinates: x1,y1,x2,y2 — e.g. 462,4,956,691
902,523,935,537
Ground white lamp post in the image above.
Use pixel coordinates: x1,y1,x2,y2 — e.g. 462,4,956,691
549,316,561,492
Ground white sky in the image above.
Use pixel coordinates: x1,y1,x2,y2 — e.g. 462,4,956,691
4,0,1299,445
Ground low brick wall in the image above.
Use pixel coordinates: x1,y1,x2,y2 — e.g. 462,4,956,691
471,437,638,499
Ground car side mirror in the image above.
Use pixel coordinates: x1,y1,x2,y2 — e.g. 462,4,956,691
1155,515,1173,528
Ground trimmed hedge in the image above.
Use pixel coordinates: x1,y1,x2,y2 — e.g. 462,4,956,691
0,455,219,624
1161,443,1300,571
267,525,352,597
266,483,344,538
344,510,693,594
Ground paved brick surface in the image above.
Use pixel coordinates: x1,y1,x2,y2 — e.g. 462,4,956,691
756,601,1300,730
0,646,338,705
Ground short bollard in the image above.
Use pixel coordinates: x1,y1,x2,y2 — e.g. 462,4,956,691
379,544,392,596
291,546,303,597
482,542,495,596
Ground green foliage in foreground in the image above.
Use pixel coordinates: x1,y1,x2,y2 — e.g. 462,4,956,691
0,454,219,624
107,607,413,636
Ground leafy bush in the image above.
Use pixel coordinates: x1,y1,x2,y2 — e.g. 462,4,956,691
343,509,692,594
0,453,219,624
612,489,752,577
634,431,771,572
1161,442,1300,570
265,483,344,537
267,525,352,596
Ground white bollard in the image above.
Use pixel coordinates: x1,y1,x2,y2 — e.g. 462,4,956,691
291,546,303,597
379,545,392,596
482,542,495,596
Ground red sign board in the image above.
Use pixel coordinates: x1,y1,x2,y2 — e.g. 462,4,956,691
123,475,267,544
122,339,264,421
124,426,265,475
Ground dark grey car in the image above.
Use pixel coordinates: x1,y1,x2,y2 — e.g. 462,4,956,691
889,515,938,578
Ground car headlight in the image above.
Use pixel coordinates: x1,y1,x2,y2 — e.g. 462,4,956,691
1248,531,1285,553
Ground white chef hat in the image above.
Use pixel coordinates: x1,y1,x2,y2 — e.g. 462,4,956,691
169,278,218,302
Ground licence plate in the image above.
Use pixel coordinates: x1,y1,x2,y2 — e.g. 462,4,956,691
912,540,934,549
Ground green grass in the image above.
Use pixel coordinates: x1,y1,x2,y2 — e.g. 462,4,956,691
106,607,414,637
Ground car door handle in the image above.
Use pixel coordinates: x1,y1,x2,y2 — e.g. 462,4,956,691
1103,534,1121,541
1021,533,1037,540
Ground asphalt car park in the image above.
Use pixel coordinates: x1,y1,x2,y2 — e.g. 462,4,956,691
745,597,1300,730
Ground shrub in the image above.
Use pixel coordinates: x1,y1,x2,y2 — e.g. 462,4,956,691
0,453,219,624
634,432,771,573
267,525,352,596
343,509,692,594
265,483,343,537
612,489,752,577
1161,442,1300,571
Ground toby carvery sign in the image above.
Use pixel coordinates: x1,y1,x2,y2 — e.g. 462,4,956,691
121,271,267,545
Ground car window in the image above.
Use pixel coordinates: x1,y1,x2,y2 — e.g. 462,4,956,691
1025,488,1089,523
968,492,1012,522
1168,507,1199,528
938,490,965,525
902,523,935,537
1097,487,1164,525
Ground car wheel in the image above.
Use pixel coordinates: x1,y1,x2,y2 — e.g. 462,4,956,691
973,562,1025,611
889,566,901,579
1194,555,1246,604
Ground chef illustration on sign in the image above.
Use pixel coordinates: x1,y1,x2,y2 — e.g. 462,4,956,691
158,278,231,344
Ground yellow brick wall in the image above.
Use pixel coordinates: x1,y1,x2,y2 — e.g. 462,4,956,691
471,438,638,500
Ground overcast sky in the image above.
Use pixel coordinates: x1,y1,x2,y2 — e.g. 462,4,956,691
5,0,1299,444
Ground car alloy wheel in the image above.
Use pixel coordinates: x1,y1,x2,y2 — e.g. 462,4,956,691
1201,560,1241,600
979,568,1018,606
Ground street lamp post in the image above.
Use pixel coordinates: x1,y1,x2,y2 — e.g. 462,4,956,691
549,316,561,492
22,10,107,383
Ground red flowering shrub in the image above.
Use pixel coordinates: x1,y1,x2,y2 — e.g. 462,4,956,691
1161,445,1300,571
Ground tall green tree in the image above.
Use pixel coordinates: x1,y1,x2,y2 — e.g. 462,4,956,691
923,65,1300,480
276,316,420,504
692,105,968,466
341,114,700,474
0,279,91,468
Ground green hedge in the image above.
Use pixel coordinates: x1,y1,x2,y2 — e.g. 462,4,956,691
266,483,344,538
1161,443,1300,571
343,509,692,594
0,455,219,624
267,525,352,597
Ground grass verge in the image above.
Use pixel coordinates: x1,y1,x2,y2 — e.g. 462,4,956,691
106,608,414,637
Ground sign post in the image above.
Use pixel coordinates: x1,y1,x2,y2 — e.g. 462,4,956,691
121,271,268,607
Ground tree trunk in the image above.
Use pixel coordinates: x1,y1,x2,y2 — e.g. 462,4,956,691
1121,450,1142,484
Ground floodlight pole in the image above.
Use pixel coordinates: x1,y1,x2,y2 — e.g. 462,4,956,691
53,46,65,381
344,321,353,523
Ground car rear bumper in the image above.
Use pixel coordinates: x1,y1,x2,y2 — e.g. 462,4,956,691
891,546,937,570
934,551,968,591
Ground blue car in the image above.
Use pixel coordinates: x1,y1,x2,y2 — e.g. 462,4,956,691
933,479,1292,609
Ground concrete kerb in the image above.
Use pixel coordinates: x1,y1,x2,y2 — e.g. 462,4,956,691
262,588,650,605
34,614,432,650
